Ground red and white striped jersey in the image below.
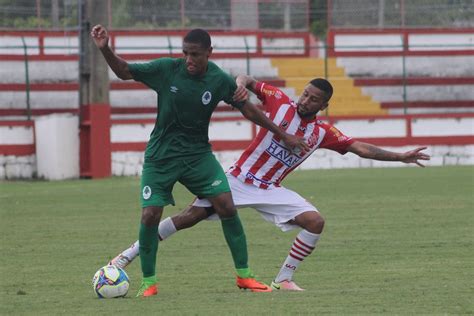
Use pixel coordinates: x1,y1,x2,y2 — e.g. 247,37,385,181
229,81,355,189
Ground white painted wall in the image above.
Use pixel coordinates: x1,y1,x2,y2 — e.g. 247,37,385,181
109,144,474,177
335,34,403,52
0,58,277,84
3,115,473,179
334,33,474,52
0,36,39,55
0,125,34,144
261,38,306,54
114,35,183,54
43,36,78,55
411,117,474,136
362,85,474,102
409,33,474,51
338,56,474,78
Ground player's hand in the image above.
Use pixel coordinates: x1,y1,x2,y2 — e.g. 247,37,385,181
281,133,310,155
400,146,431,167
90,24,109,49
233,84,248,103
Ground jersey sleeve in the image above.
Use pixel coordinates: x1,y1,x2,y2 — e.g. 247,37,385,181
128,58,175,91
319,123,355,154
220,73,245,109
254,82,287,114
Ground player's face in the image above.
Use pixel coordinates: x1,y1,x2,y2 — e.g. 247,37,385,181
182,42,212,76
297,84,329,119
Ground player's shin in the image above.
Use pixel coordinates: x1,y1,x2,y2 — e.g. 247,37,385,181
274,229,320,283
220,214,249,276
110,217,177,269
138,223,159,278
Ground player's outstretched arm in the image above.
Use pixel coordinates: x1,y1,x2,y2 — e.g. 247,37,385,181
90,24,133,80
238,100,310,153
347,141,431,167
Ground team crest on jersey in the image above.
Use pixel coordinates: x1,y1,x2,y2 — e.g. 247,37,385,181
202,91,212,105
280,120,289,129
307,133,319,147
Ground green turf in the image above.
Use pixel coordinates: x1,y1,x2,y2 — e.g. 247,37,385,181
1,166,473,315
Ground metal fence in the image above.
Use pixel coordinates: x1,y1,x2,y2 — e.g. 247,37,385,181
1,0,473,32
329,0,474,29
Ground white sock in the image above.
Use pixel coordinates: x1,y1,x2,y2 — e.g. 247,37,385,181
274,230,320,283
121,240,139,260
158,217,177,240
120,217,177,261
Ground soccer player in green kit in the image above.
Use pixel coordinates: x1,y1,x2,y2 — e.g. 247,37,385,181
91,25,309,297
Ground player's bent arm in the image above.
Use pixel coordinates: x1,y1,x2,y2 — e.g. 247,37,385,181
99,45,133,80
347,141,430,167
238,100,310,152
236,74,258,94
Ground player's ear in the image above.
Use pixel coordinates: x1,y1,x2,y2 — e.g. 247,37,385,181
207,46,213,57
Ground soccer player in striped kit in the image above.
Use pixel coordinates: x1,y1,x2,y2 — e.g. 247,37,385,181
110,75,430,291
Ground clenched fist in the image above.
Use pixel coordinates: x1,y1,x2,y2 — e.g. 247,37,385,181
90,24,109,49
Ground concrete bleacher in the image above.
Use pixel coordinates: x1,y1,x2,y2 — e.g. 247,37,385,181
1,29,473,120
270,57,387,116
334,54,474,115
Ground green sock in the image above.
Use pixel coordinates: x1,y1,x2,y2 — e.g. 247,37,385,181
220,214,249,271
142,275,156,286
138,223,159,278
236,267,252,278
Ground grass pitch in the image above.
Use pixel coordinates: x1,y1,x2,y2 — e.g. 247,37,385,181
1,166,473,315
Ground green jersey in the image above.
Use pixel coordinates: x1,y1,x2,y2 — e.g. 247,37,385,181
129,58,243,162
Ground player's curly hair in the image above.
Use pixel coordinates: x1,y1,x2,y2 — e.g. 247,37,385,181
310,78,333,101
184,29,211,49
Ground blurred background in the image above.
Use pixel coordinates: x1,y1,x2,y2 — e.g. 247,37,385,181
0,0,473,179
1,0,473,31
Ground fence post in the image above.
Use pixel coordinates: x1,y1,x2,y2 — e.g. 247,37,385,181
21,37,31,121
244,36,250,75
167,35,173,55
323,39,329,118
402,33,408,115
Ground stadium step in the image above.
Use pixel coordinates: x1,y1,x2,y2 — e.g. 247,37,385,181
271,58,387,116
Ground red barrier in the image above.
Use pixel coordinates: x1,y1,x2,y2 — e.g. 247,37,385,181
79,104,111,178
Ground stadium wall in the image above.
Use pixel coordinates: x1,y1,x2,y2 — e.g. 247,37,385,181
1,29,473,118
1,29,473,179
1,114,473,179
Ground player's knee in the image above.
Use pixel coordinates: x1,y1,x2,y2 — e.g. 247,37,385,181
306,213,325,234
314,213,325,232
214,202,237,219
211,200,236,218
141,206,162,225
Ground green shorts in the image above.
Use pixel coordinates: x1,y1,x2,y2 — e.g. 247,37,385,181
140,152,230,208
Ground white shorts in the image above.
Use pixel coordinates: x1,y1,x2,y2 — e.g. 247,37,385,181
192,174,318,232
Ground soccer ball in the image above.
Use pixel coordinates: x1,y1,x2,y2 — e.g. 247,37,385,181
92,265,130,298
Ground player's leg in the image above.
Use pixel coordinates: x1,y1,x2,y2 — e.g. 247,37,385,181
272,211,324,291
207,192,271,292
135,161,177,297
242,183,322,291
182,154,271,292
137,205,162,297
110,205,212,269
